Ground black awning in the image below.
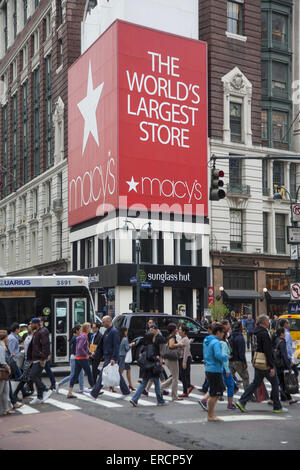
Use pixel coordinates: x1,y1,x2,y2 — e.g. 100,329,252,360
266,290,290,302
223,290,261,300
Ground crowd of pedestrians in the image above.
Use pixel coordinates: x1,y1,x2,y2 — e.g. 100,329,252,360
0,312,299,423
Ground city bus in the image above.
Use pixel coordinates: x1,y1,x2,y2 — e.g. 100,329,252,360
0,275,96,365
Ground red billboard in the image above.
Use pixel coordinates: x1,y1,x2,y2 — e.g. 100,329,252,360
68,21,207,226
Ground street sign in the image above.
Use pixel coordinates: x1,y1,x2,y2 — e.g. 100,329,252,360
290,283,300,300
292,204,300,222
208,286,214,305
291,244,299,260
141,282,152,288
287,226,300,244
289,302,300,314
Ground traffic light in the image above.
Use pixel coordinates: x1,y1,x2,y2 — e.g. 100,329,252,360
210,168,226,201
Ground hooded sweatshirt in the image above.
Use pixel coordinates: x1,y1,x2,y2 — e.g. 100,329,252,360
203,335,228,373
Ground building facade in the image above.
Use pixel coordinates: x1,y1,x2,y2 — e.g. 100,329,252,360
0,0,85,276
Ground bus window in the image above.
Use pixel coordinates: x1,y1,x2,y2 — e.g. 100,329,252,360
73,299,86,325
56,301,68,334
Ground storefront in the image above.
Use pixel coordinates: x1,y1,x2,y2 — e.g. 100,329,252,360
265,271,290,316
72,264,209,319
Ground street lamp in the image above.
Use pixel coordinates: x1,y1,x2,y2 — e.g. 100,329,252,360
122,219,152,312
273,185,300,281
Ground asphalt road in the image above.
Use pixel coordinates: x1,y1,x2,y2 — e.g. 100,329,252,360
1,352,300,451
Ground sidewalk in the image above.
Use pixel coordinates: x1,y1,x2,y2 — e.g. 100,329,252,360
0,411,181,450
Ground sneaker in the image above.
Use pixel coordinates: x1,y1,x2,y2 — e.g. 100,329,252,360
130,399,138,407
29,397,42,405
178,393,189,398
83,388,92,393
273,407,288,414
42,390,52,403
289,399,298,405
83,391,97,400
198,399,208,411
236,401,246,413
227,403,237,410
157,401,168,406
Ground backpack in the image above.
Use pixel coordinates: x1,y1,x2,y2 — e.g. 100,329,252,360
273,338,284,369
137,344,156,370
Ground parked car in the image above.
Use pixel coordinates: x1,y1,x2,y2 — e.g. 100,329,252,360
112,313,208,362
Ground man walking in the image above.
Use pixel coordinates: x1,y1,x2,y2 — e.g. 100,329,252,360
90,321,103,383
201,322,228,422
244,314,255,350
85,316,130,399
229,322,249,391
236,315,288,414
27,318,52,405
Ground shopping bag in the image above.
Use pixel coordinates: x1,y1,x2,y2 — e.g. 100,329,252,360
284,371,299,395
125,348,132,364
101,363,120,388
254,380,269,403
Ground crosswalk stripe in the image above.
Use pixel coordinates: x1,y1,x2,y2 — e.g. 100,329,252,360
58,388,123,408
146,391,194,404
15,404,40,415
102,390,156,406
46,398,81,411
166,414,291,425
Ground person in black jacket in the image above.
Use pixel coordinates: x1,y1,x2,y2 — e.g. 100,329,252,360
272,327,298,405
236,315,287,414
229,322,249,391
130,333,167,407
89,322,103,384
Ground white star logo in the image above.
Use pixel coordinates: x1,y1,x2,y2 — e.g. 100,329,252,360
126,177,139,193
77,60,104,156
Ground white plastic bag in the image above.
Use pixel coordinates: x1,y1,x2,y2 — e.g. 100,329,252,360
125,348,132,364
101,363,120,387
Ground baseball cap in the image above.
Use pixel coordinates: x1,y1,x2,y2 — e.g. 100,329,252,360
149,324,158,329
31,317,40,324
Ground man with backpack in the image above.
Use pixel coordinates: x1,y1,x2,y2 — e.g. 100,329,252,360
272,327,298,405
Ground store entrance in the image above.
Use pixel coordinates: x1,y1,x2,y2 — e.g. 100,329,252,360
133,287,163,313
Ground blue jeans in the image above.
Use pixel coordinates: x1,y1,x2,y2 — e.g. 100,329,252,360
132,377,165,405
222,369,235,398
60,358,84,390
91,358,130,398
70,359,94,388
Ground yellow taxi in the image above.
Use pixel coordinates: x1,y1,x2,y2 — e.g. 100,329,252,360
279,314,300,365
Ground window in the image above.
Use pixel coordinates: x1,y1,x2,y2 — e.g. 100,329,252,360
262,159,269,196
13,0,17,40
290,163,297,199
261,62,268,96
32,188,38,217
12,94,18,191
275,214,286,254
58,38,63,66
35,0,39,9
272,62,288,99
86,238,94,268
3,3,8,51
261,110,268,140
23,0,28,25
227,1,243,35
33,68,40,176
106,236,115,265
263,213,269,253
2,105,8,197
57,0,63,26
180,234,192,266
45,181,51,212
133,237,152,264
262,11,268,44
45,12,51,39
230,209,243,251
33,30,39,55
230,102,242,142
223,269,254,290
45,55,53,168
272,13,288,49
229,157,242,190
12,59,17,81
22,82,28,183
22,45,28,69
273,161,284,193
272,111,288,142
266,272,289,291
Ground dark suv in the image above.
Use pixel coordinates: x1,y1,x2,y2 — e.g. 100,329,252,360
112,313,208,362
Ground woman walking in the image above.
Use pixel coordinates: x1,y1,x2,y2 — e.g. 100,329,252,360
56,325,85,394
0,330,14,415
160,323,184,401
119,327,136,391
220,329,236,409
130,332,167,407
178,325,194,397
68,323,94,398
272,327,298,405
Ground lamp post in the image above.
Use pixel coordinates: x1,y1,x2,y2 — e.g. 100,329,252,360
274,186,300,282
122,219,152,312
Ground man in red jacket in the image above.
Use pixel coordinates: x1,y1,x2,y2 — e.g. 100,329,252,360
27,318,52,405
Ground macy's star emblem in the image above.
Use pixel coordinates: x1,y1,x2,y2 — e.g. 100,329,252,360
77,60,104,156
126,177,139,193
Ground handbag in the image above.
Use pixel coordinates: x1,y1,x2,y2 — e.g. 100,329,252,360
0,367,10,381
160,343,181,361
252,351,269,371
254,380,269,403
125,348,132,364
284,371,299,395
